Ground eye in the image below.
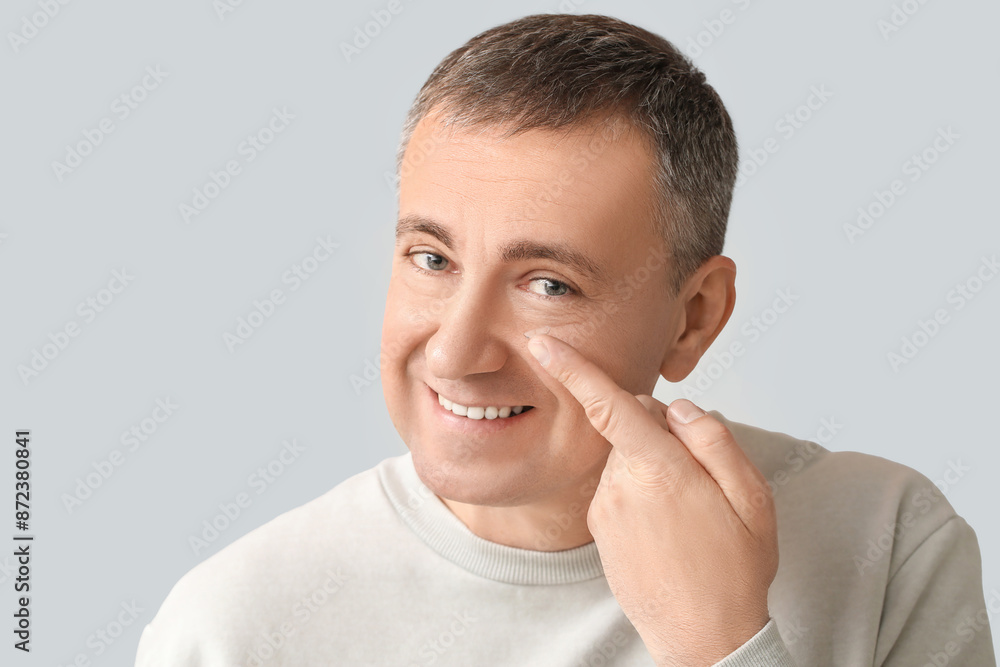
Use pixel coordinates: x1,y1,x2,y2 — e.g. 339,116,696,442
407,251,449,273
405,250,576,301
527,277,575,300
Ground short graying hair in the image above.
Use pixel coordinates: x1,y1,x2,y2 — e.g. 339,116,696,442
394,13,738,297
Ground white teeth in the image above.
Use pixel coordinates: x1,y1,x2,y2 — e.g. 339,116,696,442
436,391,529,420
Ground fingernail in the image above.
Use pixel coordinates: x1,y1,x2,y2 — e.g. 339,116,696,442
523,326,550,339
527,337,550,367
670,399,705,424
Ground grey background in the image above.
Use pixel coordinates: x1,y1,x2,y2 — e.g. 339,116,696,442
1,0,997,664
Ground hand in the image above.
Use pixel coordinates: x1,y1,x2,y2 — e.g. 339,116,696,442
526,332,779,667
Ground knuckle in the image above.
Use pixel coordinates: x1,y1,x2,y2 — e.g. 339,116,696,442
694,419,734,449
552,363,578,390
604,390,635,436
583,394,617,434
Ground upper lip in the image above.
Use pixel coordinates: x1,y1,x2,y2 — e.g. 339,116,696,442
428,383,533,407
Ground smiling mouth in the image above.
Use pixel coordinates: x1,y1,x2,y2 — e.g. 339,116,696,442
432,387,535,420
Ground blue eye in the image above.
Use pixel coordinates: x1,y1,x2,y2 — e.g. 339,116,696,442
405,251,576,301
527,277,573,300
409,251,449,272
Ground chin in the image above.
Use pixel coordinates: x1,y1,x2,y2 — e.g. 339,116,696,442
408,445,536,508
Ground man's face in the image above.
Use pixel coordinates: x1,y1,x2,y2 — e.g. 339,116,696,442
381,110,682,509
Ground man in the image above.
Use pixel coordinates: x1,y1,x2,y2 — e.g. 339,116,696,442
135,14,996,666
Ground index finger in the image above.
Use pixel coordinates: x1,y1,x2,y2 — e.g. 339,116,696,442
527,332,697,472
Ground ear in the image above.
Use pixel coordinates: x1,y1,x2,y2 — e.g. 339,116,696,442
659,255,737,382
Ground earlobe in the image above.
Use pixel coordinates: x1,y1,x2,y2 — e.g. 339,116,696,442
657,256,737,383
659,337,702,383
656,299,700,382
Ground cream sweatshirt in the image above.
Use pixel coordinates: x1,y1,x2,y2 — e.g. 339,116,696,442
133,410,997,666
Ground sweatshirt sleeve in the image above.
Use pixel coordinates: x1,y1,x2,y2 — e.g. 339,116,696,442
710,618,797,667
710,514,996,667
134,623,155,666
133,622,160,666
875,515,997,666
133,602,208,667
133,620,196,667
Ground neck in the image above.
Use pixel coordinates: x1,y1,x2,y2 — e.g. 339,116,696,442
437,487,597,551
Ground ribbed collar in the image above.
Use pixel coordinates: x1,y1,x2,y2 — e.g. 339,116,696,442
378,450,606,585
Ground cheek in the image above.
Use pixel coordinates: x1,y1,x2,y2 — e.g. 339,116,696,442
387,271,450,329
538,313,617,359
380,278,446,377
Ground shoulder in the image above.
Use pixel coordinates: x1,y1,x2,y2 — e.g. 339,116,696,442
704,412,991,661
713,410,951,506
135,454,404,664
711,410,961,561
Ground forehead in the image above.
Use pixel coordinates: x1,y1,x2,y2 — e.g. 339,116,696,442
398,112,660,252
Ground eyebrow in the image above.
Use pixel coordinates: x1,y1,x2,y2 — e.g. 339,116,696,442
394,214,609,286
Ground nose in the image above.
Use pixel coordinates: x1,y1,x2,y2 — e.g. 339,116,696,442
424,279,511,380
